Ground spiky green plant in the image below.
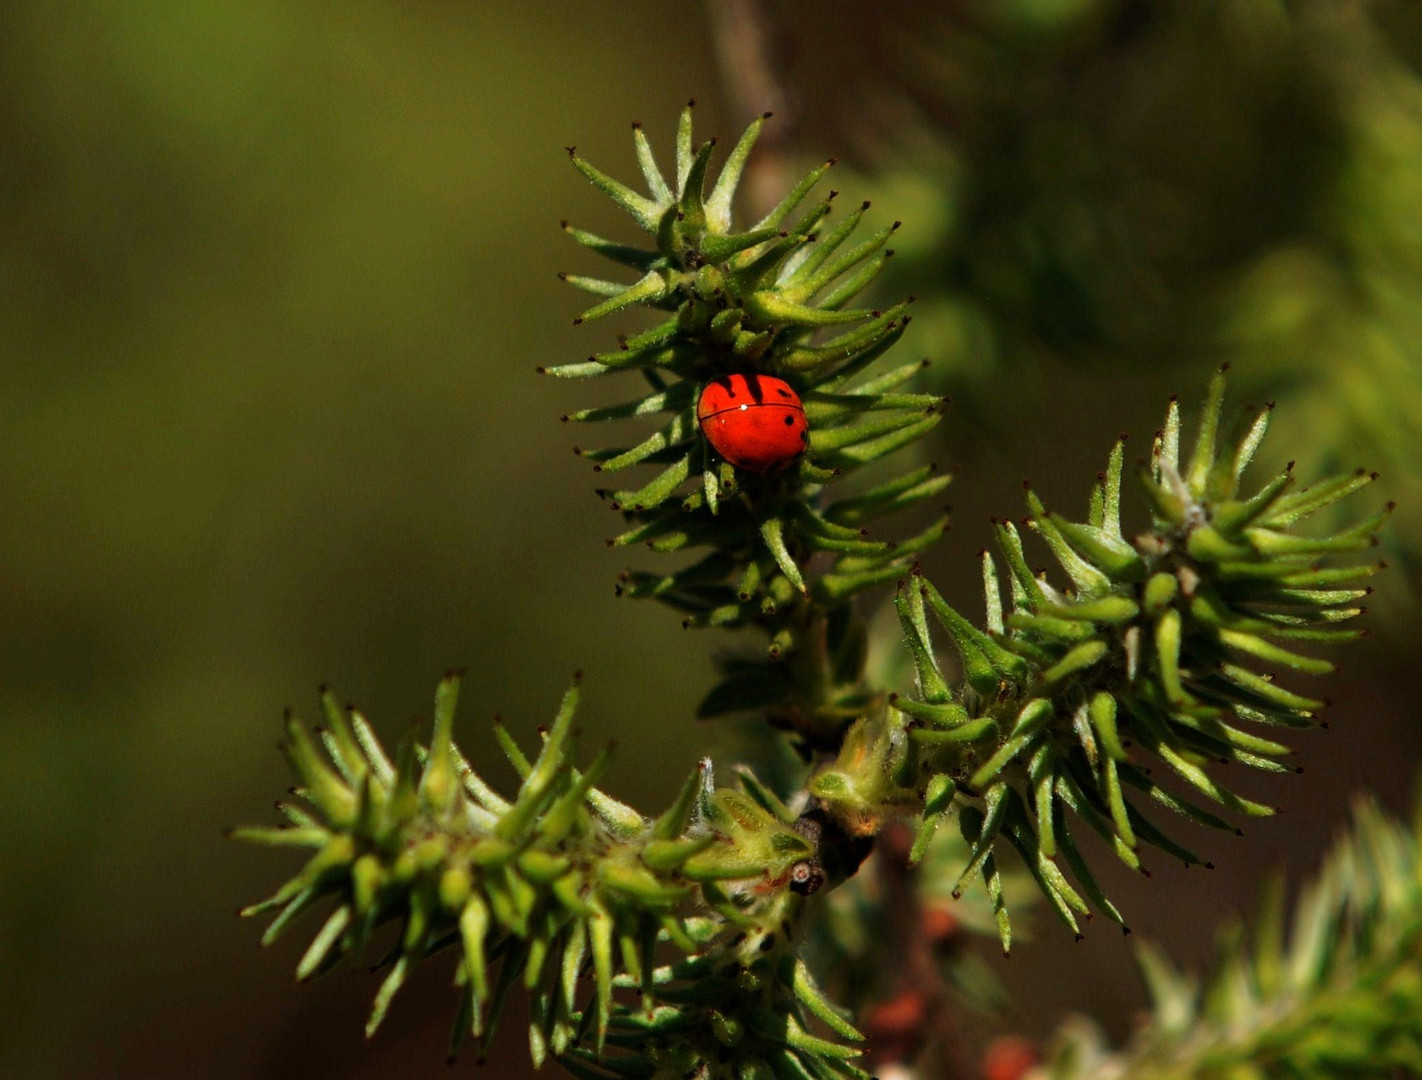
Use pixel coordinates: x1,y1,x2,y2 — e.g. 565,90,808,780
234,674,865,1074
234,105,1398,1080
1039,795,1422,1080
554,103,948,748
860,0,1422,580
810,369,1388,951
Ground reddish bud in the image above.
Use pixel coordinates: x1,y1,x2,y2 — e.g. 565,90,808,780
983,1036,1038,1080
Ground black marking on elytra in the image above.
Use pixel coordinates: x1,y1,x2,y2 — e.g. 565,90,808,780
702,402,804,423
783,414,795,426
700,374,800,424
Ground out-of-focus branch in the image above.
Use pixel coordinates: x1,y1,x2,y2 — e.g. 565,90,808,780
862,821,967,1079
706,0,798,219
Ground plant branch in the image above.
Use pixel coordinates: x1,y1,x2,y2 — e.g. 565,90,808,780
860,821,966,1079
233,104,1396,1080
233,674,871,1077
1041,795,1422,1080
810,372,1388,949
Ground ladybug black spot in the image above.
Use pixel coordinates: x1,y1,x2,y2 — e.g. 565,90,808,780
783,414,795,426
777,387,791,398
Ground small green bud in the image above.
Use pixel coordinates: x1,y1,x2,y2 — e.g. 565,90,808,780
438,867,473,912
1142,571,1178,614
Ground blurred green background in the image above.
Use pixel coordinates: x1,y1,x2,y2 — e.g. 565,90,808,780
1,2,1418,1077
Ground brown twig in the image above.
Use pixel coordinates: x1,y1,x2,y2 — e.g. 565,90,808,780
862,821,968,1078
705,0,799,220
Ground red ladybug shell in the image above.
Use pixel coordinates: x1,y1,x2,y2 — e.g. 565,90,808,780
697,374,809,474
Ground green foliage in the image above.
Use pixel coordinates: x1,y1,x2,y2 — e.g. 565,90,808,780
811,372,1386,950
555,104,950,744
868,0,1422,573
233,674,872,1074
1040,796,1422,1079
233,101,1404,1080
564,908,870,1080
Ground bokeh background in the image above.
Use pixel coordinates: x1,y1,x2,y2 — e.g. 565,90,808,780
2,1,1419,1077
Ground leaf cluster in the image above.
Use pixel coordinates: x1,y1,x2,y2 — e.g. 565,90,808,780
564,912,871,1080
1042,796,1422,1080
811,372,1387,949
554,106,948,685
232,101,1402,1080
233,674,867,1072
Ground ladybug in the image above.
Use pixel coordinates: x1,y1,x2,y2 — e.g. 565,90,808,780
696,373,809,474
